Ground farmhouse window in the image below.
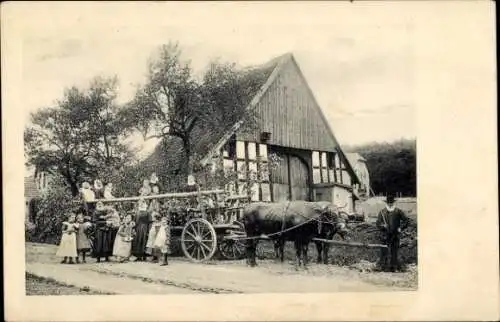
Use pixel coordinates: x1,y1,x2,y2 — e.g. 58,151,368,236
334,153,343,184
327,153,336,182
222,140,271,202
312,151,321,183
342,169,351,186
312,151,334,184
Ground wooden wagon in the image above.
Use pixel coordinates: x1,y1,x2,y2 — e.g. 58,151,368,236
83,189,387,263
83,189,250,262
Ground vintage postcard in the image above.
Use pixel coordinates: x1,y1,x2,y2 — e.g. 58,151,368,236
2,1,498,321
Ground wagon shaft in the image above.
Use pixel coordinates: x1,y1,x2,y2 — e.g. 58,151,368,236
312,238,388,249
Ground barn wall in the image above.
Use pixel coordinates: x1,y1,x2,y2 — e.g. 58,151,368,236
313,187,333,202
237,58,338,152
332,186,354,213
268,146,312,202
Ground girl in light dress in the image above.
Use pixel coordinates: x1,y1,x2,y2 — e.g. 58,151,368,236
151,215,171,266
75,213,92,263
113,213,136,262
56,212,78,264
145,212,161,262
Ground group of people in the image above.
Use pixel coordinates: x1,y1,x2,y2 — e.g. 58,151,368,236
56,173,172,266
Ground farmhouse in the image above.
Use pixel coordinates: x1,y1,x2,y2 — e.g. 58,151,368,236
141,53,361,213
24,171,49,222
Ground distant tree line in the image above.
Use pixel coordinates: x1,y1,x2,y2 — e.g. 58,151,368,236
343,138,416,197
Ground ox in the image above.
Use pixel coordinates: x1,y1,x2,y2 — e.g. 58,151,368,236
242,201,348,268
271,202,349,264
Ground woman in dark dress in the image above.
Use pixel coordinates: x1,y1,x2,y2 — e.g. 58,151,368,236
92,202,116,262
131,200,151,261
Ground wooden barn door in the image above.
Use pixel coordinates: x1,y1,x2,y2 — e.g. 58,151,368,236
270,149,311,202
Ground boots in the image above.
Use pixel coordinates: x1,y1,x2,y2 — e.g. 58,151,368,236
61,257,67,264
160,254,168,266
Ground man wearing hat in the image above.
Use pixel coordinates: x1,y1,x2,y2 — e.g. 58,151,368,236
376,193,410,272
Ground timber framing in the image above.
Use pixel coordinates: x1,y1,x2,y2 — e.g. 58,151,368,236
200,53,360,186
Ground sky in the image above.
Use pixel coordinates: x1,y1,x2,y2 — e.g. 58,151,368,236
20,2,416,158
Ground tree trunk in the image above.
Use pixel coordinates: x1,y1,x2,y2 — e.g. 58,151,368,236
182,137,192,177
69,181,80,197
60,167,80,197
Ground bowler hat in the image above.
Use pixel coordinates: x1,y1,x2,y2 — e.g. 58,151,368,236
386,194,396,204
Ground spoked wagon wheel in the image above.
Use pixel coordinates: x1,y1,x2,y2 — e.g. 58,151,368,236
219,221,247,260
181,218,217,262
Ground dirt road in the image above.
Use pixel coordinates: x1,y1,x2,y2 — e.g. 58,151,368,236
26,243,417,294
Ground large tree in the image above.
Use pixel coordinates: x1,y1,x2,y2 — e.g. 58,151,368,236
24,76,134,196
122,41,263,177
343,138,417,196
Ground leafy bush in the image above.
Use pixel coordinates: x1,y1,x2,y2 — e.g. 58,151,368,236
27,182,79,245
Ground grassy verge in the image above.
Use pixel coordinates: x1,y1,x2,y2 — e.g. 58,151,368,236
25,272,115,295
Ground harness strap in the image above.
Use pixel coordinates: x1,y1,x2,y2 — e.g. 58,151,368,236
279,201,291,237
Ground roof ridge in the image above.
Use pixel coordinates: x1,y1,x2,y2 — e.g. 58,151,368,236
240,52,292,73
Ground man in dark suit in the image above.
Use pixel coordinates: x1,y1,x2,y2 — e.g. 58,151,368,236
376,193,410,272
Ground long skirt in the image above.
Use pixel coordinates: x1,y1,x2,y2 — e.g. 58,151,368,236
131,223,150,257
113,236,132,258
93,228,117,258
56,233,77,257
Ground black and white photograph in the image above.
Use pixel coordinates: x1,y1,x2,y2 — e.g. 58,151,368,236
3,1,498,321
22,10,418,296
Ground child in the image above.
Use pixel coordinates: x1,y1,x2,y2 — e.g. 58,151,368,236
103,182,115,199
152,215,171,266
148,188,160,212
80,182,96,218
76,213,92,263
139,179,152,197
56,212,78,264
94,179,104,199
150,172,162,193
145,212,161,262
113,213,136,262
